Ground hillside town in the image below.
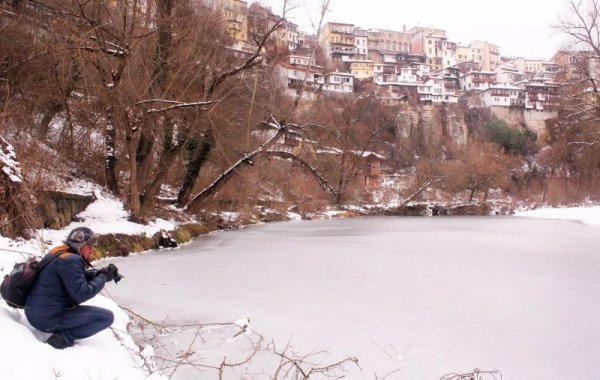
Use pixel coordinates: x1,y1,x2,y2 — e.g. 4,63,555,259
1,0,598,233
204,0,600,195
222,0,593,121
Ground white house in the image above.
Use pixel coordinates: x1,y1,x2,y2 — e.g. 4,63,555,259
354,28,369,59
323,72,354,94
373,63,397,83
460,71,497,91
494,65,526,84
422,76,458,103
275,55,325,97
398,67,417,82
478,83,525,108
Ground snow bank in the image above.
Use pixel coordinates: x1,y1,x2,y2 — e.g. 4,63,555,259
0,192,175,379
514,206,600,227
34,191,176,252
0,296,163,380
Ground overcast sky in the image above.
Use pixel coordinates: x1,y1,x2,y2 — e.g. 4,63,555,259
258,0,570,59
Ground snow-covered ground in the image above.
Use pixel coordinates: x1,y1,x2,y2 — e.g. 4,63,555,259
0,198,599,379
515,205,600,227
0,192,175,380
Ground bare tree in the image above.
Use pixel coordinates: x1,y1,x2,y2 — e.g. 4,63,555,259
443,142,521,203
552,0,600,184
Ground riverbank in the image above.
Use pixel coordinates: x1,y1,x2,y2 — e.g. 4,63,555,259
1,190,599,379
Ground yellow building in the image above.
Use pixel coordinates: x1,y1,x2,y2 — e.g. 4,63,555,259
349,61,374,79
220,0,248,42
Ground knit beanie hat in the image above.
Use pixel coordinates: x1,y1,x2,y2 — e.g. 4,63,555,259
66,227,98,252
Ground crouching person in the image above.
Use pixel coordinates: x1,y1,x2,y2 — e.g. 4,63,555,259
25,227,119,349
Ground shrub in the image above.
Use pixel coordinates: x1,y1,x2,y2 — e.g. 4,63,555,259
173,227,192,244
484,119,528,154
180,223,210,237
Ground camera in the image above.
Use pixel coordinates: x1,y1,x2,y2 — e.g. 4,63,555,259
108,264,124,284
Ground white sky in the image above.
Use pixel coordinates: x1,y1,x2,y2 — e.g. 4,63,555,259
258,0,570,59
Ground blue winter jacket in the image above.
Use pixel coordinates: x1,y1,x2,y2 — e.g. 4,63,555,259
24,244,107,330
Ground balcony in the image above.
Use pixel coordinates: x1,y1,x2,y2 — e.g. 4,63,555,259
330,39,355,47
331,28,355,36
331,46,357,55
510,99,525,107
473,77,495,84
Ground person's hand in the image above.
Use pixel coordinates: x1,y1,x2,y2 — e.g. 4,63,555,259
98,264,118,282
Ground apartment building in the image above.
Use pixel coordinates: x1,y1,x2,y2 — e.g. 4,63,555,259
297,32,318,56
248,4,298,52
513,58,560,81
319,22,358,63
370,28,412,55
409,26,448,71
552,50,600,83
471,40,500,71
217,0,248,42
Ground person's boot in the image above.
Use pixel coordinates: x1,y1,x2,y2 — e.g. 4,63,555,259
46,333,69,349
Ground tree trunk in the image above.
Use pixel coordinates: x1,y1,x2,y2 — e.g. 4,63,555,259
38,101,62,140
468,187,476,203
140,117,182,213
482,187,489,202
130,0,173,215
104,105,119,194
152,0,173,92
177,136,212,207
126,128,141,216
135,126,155,192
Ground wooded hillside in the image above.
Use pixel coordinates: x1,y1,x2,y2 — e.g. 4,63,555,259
1,1,599,238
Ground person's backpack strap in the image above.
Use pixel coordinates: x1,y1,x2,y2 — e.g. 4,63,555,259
36,248,69,272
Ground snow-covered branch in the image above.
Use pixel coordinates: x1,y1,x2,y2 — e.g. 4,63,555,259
0,136,23,183
76,45,128,57
263,150,338,196
89,35,129,56
185,118,288,210
139,99,222,114
440,368,502,380
401,176,447,206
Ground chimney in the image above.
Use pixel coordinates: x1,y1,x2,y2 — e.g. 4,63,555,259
403,25,406,32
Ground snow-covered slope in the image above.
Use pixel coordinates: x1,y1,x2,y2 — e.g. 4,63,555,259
0,192,176,380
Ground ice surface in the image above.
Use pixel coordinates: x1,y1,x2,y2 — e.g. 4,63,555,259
108,216,600,380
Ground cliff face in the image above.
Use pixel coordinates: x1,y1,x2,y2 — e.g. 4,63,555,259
394,103,468,148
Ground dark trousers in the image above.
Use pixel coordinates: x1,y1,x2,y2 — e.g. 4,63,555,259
29,305,114,346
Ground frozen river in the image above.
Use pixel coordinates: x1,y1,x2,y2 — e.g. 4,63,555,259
108,216,600,380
